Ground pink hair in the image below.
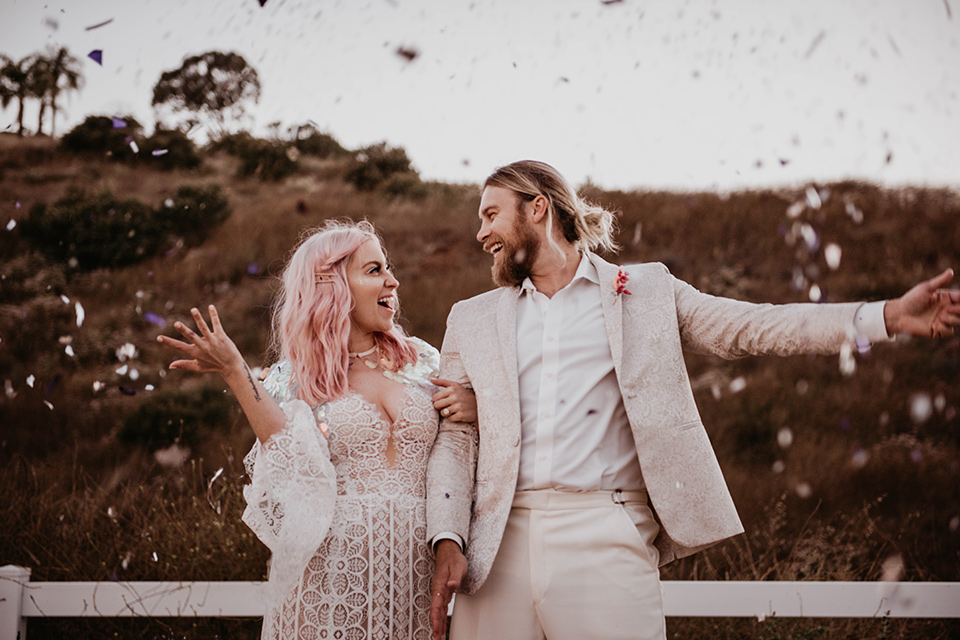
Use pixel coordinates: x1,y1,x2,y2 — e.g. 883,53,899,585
270,219,418,405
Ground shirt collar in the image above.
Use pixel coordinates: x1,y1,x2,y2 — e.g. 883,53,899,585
519,252,598,295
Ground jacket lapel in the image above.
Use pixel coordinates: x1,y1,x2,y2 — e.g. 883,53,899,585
496,287,521,405
590,253,624,370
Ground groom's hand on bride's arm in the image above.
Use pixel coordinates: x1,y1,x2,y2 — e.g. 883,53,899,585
431,539,467,640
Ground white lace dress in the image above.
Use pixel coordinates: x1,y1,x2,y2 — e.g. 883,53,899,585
242,339,440,640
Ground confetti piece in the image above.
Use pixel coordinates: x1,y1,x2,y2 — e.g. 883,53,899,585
771,460,785,474
910,393,933,424
795,482,812,499
88,50,103,65
246,263,261,276
85,18,114,30
112,117,127,129
143,312,166,328
60,294,70,304
445,493,450,498
808,284,822,302
76,301,85,327
4,380,16,399
824,243,842,270
65,345,75,357
851,447,869,469
121,551,132,570
107,506,117,518
777,427,793,449
881,554,905,582
5,219,15,231
93,381,105,393
129,368,140,381
152,149,168,157
43,400,54,410
845,202,864,224
839,342,856,376
119,385,136,395
152,551,159,562
395,46,419,62
26,375,35,388
129,140,139,154
728,377,746,393
145,384,154,391
154,443,189,467
116,343,138,361
116,365,129,375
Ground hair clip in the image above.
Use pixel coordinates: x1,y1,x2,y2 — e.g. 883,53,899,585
315,273,336,285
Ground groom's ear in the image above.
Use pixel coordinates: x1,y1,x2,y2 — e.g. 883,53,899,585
528,194,548,224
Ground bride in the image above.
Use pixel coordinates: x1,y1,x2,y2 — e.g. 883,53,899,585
158,220,477,639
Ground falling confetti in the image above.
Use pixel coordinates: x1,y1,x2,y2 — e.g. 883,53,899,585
128,140,140,154
65,345,75,357
808,284,822,302
5,219,15,231
85,18,114,30
121,551,132,570
88,50,103,65
844,202,864,224
786,201,804,219
43,400,54,410
107,506,117,519
143,312,166,328
4,380,16,399
207,467,225,514
116,343,138,361
771,460,786,474
151,149,169,157
839,342,856,376
60,294,70,305
804,186,822,209
910,393,933,424
119,386,136,396
116,364,129,375
851,447,870,469
728,377,746,393
776,427,793,449
824,243,842,270
881,554,905,582
92,381,105,393
26,375,35,388
795,482,812,499
75,301,85,327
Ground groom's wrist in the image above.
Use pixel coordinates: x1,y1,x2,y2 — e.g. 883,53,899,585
431,532,464,553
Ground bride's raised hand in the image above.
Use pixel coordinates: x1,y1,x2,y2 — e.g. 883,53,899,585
157,305,244,376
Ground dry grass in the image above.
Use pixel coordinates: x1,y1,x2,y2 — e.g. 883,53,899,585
1,135,959,639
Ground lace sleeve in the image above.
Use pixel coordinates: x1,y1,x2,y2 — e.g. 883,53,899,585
241,363,336,598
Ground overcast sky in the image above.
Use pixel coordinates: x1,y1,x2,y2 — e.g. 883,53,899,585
1,0,957,191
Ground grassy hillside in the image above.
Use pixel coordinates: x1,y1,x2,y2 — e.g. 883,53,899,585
1,134,959,639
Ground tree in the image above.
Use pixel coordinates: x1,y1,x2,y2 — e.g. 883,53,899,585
151,51,261,140
33,47,84,137
0,54,42,136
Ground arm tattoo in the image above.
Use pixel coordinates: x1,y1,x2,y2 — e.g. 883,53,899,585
245,364,262,402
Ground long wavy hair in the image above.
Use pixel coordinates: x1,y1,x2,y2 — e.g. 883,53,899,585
483,160,619,255
269,219,418,405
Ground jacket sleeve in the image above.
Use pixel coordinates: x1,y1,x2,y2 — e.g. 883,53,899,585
426,303,479,547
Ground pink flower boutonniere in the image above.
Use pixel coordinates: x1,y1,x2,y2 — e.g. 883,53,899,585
614,268,632,297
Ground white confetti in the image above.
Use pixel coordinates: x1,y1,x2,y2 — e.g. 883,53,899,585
151,551,158,562
809,284,822,302
129,368,140,381
75,301,85,327
777,427,794,449
92,381,105,393
129,140,140,154
107,506,117,519
5,219,15,231
26,375,35,388
845,201,864,224
786,201,804,219
43,400,54,410
65,345,75,357
116,364,129,375
116,343,138,362
881,554,905,582
729,377,747,393
839,342,856,376
824,243,842,270
60,294,70,305
851,448,870,469
145,384,155,391
122,551,132,570
795,482,812,499
772,460,786,474
910,393,933,424
4,379,16,398
804,186,822,210
152,148,169,157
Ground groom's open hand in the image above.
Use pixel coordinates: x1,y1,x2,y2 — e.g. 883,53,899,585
431,539,467,640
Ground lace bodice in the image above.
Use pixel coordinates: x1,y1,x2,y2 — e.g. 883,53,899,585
242,338,440,639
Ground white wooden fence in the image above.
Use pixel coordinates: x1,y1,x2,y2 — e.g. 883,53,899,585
2,565,958,639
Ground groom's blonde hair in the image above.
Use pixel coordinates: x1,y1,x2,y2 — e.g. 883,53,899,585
483,160,618,254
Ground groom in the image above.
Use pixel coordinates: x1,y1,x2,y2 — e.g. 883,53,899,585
426,160,960,640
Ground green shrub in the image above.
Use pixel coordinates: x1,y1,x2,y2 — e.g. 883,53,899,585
119,384,234,449
60,115,143,159
141,128,203,170
295,128,348,159
20,185,231,269
235,138,299,181
204,130,258,156
21,190,161,269
343,142,418,191
155,184,231,246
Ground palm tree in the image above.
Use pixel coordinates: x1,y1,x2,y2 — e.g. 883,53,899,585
38,47,83,137
0,54,39,136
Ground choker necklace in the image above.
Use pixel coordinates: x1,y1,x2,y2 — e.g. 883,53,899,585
348,345,377,358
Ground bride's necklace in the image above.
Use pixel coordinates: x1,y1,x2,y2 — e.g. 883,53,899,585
348,344,396,374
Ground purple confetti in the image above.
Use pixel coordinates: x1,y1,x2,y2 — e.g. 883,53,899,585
445,493,450,498
112,117,127,129
143,311,167,328
246,263,260,276
119,386,137,396
88,50,103,65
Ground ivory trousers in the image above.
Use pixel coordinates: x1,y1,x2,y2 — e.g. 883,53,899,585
450,489,666,640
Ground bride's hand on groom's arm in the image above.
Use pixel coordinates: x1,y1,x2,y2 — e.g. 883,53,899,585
431,539,467,640
431,378,478,423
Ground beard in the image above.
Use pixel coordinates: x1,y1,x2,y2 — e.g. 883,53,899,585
491,215,540,288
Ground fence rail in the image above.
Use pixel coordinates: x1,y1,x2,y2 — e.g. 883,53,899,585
2,565,959,638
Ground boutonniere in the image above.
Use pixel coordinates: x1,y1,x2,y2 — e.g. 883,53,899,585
614,268,632,297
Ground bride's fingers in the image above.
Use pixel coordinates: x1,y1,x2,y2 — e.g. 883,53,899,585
157,334,194,354
190,307,213,338
208,304,225,334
